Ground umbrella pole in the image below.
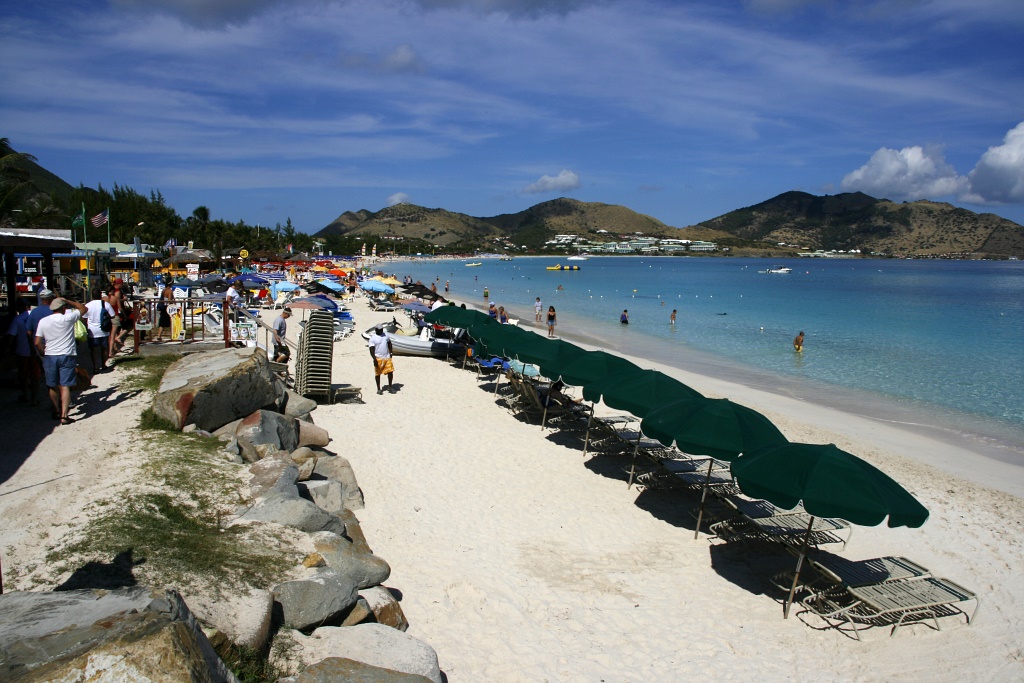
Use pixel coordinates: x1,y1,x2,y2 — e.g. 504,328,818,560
627,433,641,488
692,459,715,540
582,405,594,458
785,517,816,619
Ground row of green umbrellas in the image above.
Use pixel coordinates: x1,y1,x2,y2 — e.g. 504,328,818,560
424,306,930,619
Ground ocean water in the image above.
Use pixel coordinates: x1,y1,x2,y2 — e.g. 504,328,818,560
392,256,1024,461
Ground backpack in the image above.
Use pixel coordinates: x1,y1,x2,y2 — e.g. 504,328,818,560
100,305,112,333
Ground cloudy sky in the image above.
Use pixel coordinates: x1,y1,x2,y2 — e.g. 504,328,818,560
2,0,1023,233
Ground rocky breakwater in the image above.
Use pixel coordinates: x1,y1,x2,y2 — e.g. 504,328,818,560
1,347,442,683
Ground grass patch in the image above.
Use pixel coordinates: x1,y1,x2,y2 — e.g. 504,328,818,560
220,644,286,683
116,353,180,393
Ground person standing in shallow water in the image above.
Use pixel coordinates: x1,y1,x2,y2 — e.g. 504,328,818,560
620,309,629,324
670,309,676,325
546,306,557,337
793,330,805,352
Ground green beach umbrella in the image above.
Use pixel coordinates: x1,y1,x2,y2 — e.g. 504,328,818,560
731,442,930,618
556,350,642,388
639,396,787,535
581,368,702,419
536,341,591,381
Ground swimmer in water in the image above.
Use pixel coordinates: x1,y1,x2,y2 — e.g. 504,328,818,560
794,330,804,352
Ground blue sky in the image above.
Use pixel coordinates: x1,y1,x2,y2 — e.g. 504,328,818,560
2,0,1023,233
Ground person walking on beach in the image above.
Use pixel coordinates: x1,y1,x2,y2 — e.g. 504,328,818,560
35,297,88,425
5,299,32,402
154,283,174,342
534,297,542,322
272,307,292,363
793,330,805,352
670,309,677,325
620,309,629,324
498,306,508,324
546,306,557,337
368,324,395,394
84,289,115,374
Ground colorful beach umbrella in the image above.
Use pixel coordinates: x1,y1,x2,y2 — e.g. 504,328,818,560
731,442,929,618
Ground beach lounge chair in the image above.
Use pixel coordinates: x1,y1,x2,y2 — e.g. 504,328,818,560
270,291,294,310
801,576,978,639
770,554,930,596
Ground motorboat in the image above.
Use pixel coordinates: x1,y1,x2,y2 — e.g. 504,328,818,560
566,255,588,261
764,266,793,274
387,327,466,357
546,264,581,271
465,262,482,267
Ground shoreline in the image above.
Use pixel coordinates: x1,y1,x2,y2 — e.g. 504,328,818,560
447,296,1024,498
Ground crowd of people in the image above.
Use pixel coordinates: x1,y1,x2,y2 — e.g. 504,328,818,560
3,277,135,425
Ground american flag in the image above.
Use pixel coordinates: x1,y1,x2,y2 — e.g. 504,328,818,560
91,210,109,227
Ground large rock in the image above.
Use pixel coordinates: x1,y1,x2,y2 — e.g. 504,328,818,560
0,587,237,683
313,454,364,510
283,657,435,683
187,587,274,652
272,569,360,631
234,410,299,461
299,479,343,513
360,586,409,632
237,492,345,535
275,624,441,683
283,389,318,419
312,531,390,590
249,455,299,499
152,346,277,432
296,421,330,448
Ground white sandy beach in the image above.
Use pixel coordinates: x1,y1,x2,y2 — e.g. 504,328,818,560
1,298,1022,681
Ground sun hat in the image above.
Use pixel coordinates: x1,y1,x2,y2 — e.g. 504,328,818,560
49,297,67,311
38,288,54,299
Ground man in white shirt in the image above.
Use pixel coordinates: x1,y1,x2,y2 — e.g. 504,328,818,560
225,281,243,322
430,297,445,311
35,297,88,424
367,324,395,395
84,289,116,373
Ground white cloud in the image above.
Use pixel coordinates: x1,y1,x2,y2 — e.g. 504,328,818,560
387,192,412,205
840,145,967,199
963,121,1024,204
523,169,580,194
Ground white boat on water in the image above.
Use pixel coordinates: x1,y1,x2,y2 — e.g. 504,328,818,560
763,266,792,274
567,255,588,261
465,262,482,267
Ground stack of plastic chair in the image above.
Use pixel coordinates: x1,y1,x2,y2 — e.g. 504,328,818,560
294,310,334,401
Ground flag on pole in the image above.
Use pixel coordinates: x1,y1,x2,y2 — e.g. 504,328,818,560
72,209,85,228
91,209,109,227
287,243,293,254
164,237,177,249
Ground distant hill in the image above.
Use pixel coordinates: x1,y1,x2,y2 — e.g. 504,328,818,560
696,191,1024,257
316,197,676,248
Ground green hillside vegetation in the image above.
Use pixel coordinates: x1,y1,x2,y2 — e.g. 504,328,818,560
697,191,1024,257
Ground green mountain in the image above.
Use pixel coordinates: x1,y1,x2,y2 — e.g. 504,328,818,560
316,197,674,249
695,191,1024,257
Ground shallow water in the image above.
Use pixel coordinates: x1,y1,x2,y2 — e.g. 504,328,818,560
391,256,1024,462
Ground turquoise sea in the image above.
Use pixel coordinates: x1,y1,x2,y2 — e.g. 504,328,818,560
392,256,1024,463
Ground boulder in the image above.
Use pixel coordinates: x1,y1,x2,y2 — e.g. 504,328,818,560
248,456,300,499
0,586,236,683
299,479,343,513
237,493,344,535
296,458,316,482
187,587,274,651
289,446,319,465
234,410,299,461
312,531,390,590
296,421,330,448
272,569,360,631
278,624,441,683
284,657,435,683
152,346,277,432
360,586,409,632
313,455,364,510
337,509,373,554
283,389,318,419
340,597,372,627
